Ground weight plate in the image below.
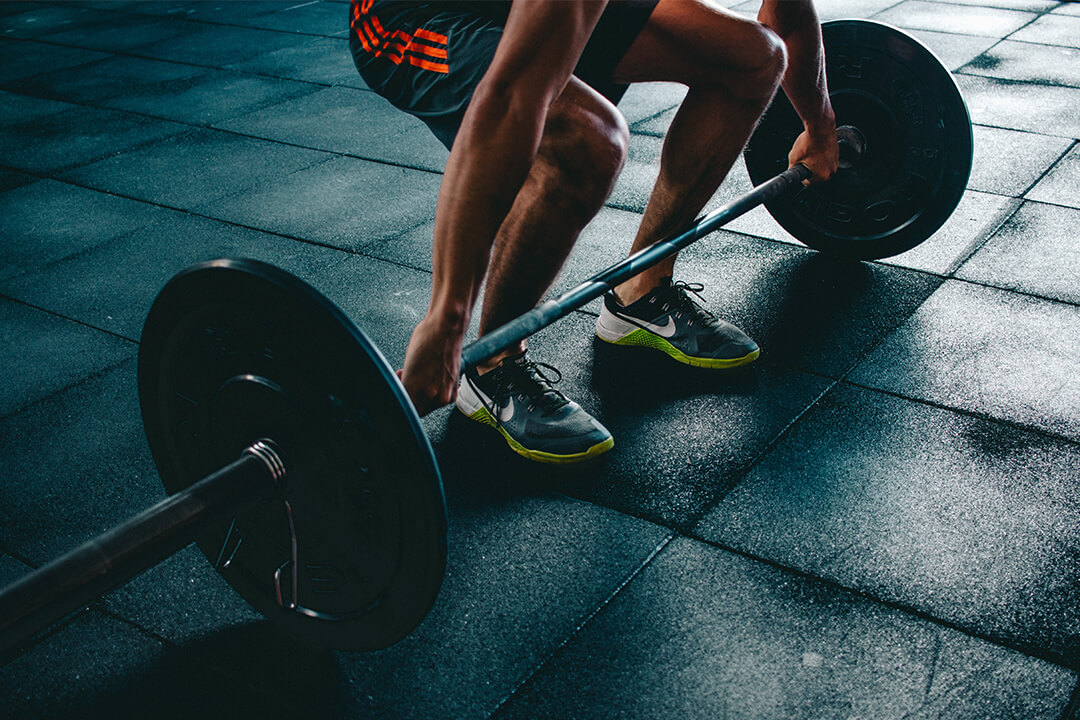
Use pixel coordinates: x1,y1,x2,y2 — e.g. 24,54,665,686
744,19,973,259
138,259,446,651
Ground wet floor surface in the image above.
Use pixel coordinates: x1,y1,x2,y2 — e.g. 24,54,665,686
1,1,1078,718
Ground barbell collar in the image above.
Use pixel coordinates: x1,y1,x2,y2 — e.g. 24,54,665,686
0,442,284,659
461,162,812,370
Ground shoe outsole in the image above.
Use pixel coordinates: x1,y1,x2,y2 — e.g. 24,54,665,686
597,327,760,369
462,406,615,464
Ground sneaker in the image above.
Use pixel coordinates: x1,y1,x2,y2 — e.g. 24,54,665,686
456,353,614,464
595,278,760,368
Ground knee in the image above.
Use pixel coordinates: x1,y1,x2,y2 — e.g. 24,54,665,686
721,23,787,102
755,25,788,93
685,19,787,102
543,101,629,208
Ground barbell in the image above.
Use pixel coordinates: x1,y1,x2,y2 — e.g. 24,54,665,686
0,20,972,659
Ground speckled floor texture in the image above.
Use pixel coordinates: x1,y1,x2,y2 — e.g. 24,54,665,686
2,1,1079,718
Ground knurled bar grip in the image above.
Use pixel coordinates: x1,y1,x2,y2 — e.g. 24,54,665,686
461,163,813,370
0,444,284,657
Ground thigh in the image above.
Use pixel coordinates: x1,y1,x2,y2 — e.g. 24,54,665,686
573,0,660,105
613,0,777,85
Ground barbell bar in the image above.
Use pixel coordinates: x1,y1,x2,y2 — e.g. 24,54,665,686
0,19,972,659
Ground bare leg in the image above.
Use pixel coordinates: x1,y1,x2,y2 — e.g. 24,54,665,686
611,0,787,303
475,78,628,371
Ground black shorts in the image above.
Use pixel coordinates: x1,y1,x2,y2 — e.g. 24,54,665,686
348,0,659,149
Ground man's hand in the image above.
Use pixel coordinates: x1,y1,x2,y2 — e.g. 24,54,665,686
398,315,465,416
788,123,839,185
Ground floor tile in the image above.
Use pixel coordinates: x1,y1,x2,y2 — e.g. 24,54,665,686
0,358,161,561
196,156,443,250
0,299,135,417
98,67,320,126
0,552,30,585
38,11,196,52
906,29,998,71
608,132,661,212
878,190,1020,275
1008,12,1080,46
924,0,1056,10
1054,1,1080,16
100,544,265,647
697,383,1080,660
125,0,290,24
0,179,170,280
567,360,833,528
731,0,901,19
0,167,36,192
0,211,351,339
967,125,1073,196
246,0,349,37
6,53,205,104
0,3,112,38
215,85,449,171
630,104,674,138
546,206,649,305
814,0,906,19
357,217,436,272
0,37,108,83
1026,142,1080,208
957,74,1080,137
956,201,1080,303
293,253,443,369
961,40,1080,87
226,35,357,86
132,22,309,67
327,495,671,720
495,537,1076,720
618,81,686,126
0,104,189,175
849,280,1080,440
0,610,286,718
59,128,332,210
872,1,1037,37
0,3,45,20
0,89,76,125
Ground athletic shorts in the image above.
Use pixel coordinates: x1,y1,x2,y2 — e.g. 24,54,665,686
348,0,659,149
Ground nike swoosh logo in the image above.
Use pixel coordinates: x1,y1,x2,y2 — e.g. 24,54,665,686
497,396,515,423
630,315,677,338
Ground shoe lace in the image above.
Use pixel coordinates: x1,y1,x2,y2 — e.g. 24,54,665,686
668,281,720,330
492,357,569,415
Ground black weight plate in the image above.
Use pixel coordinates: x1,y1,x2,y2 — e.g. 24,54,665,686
138,259,446,651
744,19,973,259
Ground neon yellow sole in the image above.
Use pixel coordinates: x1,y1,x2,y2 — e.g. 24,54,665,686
462,407,614,464
598,328,760,369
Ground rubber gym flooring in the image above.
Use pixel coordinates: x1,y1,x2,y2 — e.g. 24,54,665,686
1,0,1079,718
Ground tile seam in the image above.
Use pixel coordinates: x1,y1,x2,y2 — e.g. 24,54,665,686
682,531,1079,672
0,345,137,423
485,532,676,719
837,376,1080,448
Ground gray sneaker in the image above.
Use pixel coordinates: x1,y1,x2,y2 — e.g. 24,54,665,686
595,278,759,368
455,353,613,463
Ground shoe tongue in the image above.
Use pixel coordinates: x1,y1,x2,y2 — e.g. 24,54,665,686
503,355,568,412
